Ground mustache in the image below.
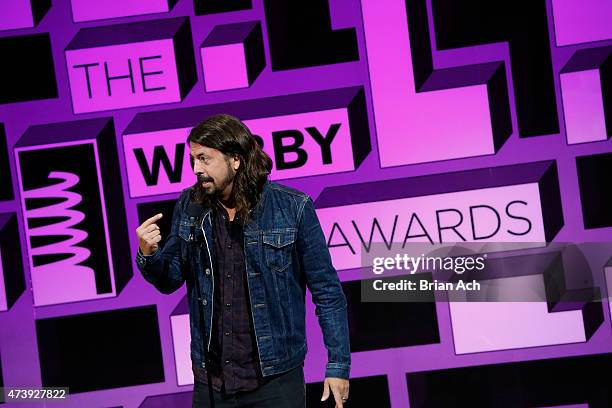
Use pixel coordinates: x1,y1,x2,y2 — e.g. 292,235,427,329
197,175,214,183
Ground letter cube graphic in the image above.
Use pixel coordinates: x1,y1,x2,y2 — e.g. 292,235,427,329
361,0,512,167
65,17,196,113
70,0,178,23
551,0,612,46
14,118,132,306
560,46,612,144
448,249,603,354
201,21,265,92
170,295,192,386
314,161,563,271
123,87,370,197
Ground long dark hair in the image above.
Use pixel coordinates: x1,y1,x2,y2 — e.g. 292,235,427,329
187,114,272,223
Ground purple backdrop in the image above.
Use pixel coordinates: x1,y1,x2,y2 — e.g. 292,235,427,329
0,0,611,406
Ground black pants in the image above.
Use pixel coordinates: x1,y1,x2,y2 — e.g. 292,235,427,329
192,364,306,408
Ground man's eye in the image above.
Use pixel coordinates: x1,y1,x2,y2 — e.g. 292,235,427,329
189,156,207,163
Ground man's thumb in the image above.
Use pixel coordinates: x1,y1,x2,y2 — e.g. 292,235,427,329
321,382,330,401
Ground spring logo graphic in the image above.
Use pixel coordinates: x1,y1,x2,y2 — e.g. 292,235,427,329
24,171,103,306
25,172,91,268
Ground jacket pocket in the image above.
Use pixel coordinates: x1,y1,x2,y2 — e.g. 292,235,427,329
262,229,296,272
178,218,204,272
178,217,197,242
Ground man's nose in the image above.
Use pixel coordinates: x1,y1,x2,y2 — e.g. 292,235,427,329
194,165,208,179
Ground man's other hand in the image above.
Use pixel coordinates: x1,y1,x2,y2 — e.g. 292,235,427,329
321,377,349,407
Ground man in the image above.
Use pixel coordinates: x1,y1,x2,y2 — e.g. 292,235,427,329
135,114,350,407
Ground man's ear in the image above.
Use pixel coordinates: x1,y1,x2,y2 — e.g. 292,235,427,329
232,155,241,171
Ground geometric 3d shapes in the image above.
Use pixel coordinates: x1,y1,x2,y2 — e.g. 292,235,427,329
70,0,178,23
201,21,265,92
170,295,193,386
314,160,563,271
406,353,612,406
343,278,439,352
123,86,370,197
431,0,559,138
36,305,165,393
194,0,251,15
0,0,51,31
361,0,511,167
14,118,132,306
262,0,358,70
0,33,58,104
446,245,604,310
551,0,612,46
65,17,196,113
576,152,612,229
307,375,391,407
139,391,192,408
560,46,612,144
606,258,612,330
448,252,604,354
0,124,13,200
0,213,25,312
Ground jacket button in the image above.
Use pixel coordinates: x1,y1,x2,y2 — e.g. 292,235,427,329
202,299,207,306
205,268,210,275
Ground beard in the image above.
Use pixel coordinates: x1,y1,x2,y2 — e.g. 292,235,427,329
197,174,218,196
195,162,236,200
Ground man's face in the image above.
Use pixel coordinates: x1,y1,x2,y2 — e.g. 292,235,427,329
189,141,240,200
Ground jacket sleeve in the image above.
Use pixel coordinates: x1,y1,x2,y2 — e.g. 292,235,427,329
296,196,351,379
135,191,187,294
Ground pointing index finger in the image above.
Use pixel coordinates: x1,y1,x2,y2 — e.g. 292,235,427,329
142,213,163,227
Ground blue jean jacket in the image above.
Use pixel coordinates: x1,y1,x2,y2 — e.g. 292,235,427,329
135,181,351,379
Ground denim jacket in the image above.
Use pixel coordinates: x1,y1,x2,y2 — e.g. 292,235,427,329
135,181,351,379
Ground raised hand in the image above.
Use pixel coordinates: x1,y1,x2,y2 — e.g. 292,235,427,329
136,213,163,255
